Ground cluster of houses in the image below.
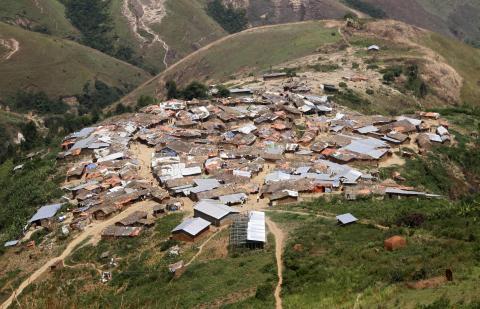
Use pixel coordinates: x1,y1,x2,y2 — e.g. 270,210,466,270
6,84,450,248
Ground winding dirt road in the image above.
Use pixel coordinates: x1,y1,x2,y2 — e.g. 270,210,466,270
0,199,159,309
266,218,285,309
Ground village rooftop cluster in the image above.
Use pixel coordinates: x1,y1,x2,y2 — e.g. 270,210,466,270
9,82,450,249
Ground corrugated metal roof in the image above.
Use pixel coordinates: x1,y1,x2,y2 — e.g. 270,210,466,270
189,179,221,194
336,213,358,225
71,127,96,139
247,211,266,242
219,193,248,204
265,171,291,183
172,217,211,236
97,152,124,163
4,240,19,247
356,125,378,134
28,203,62,223
193,200,239,219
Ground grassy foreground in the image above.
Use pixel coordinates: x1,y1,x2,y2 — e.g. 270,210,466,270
14,213,276,308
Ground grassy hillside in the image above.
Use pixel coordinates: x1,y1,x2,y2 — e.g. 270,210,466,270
0,0,78,37
121,21,341,104
420,32,480,105
0,22,150,99
110,0,227,73
356,0,480,46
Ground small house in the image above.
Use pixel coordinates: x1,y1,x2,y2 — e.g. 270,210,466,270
269,190,299,206
101,226,142,239
91,206,117,220
193,200,239,226
28,203,63,228
171,217,211,242
115,211,148,227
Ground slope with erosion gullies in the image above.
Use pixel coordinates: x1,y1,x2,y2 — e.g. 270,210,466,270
0,22,150,99
223,0,356,25
120,19,479,113
0,0,78,38
224,0,480,46
113,0,227,72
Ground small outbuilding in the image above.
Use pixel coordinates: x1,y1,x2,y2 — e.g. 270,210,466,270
336,213,358,226
28,203,63,227
171,217,211,242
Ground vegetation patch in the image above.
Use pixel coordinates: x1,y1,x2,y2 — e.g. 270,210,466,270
206,0,248,34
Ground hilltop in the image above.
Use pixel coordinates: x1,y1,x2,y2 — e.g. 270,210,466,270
224,0,480,47
120,19,480,113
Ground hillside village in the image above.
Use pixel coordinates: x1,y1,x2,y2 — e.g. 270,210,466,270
1,1,480,306
2,71,455,289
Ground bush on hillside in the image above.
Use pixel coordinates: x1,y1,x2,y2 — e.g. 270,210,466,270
344,0,386,18
206,0,248,34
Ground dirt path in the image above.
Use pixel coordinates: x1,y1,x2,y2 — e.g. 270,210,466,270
266,218,284,309
0,200,158,309
184,226,227,267
130,142,156,183
0,38,19,60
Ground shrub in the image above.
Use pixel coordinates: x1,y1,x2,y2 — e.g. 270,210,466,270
396,213,426,228
160,239,179,251
339,82,347,88
206,0,248,33
344,0,386,18
352,62,360,69
136,95,156,110
309,63,339,72
255,283,273,300
215,85,230,97
366,89,374,95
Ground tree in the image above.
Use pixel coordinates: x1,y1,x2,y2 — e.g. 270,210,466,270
206,0,248,33
20,122,39,150
215,85,230,97
165,80,179,99
136,95,156,110
181,81,209,100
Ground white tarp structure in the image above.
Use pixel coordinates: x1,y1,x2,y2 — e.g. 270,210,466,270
247,211,266,243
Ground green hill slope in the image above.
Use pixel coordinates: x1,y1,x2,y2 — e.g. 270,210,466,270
120,19,480,109
0,0,78,38
121,21,342,105
0,22,150,99
111,0,227,73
